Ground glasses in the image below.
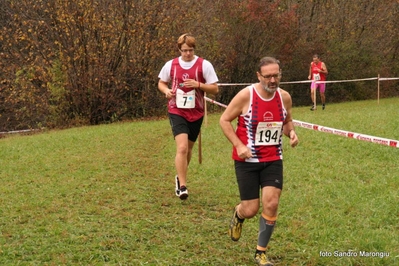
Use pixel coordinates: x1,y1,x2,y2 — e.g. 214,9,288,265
259,73,281,80
180,48,194,53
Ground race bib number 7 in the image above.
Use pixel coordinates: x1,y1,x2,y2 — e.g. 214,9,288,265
176,89,195,109
255,122,283,146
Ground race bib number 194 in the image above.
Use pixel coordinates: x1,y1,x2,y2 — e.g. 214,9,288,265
255,122,282,146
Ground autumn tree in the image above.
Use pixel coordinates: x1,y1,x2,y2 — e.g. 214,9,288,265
211,0,300,105
1,0,202,130
285,0,399,102
0,0,398,131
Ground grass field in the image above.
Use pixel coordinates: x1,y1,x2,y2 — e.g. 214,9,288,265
0,98,398,265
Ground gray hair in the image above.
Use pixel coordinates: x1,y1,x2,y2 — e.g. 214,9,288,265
258,57,281,72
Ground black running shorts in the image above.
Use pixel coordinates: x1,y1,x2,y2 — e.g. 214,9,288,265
234,160,283,200
168,113,203,142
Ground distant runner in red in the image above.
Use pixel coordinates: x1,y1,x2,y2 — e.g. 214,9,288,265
158,33,219,200
308,54,328,111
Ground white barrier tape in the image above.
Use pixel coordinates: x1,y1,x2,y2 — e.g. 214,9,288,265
217,76,399,87
217,81,313,86
281,80,312,84
293,120,399,148
316,77,378,84
0,129,40,135
379,77,399,81
205,97,399,148
217,83,251,86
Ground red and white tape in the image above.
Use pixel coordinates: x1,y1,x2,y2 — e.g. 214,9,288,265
205,96,228,108
204,96,399,148
293,120,399,148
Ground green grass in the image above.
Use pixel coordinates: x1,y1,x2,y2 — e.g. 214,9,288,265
0,98,398,265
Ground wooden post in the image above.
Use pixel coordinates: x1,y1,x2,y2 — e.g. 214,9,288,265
377,74,380,105
198,130,202,164
314,82,317,110
204,92,208,126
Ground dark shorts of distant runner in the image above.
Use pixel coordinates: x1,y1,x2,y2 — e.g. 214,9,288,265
168,113,203,142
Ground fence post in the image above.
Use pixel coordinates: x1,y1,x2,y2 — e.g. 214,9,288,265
377,74,380,105
204,92,208,126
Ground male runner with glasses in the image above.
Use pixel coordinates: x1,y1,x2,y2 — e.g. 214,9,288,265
220,57,298,265
158,33,219,200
